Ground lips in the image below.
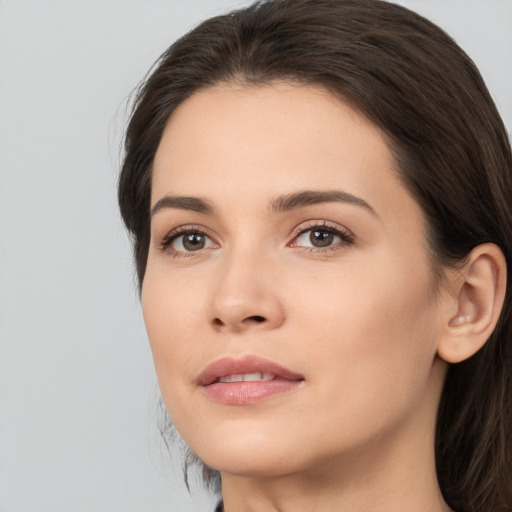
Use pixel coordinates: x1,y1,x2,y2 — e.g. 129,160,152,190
198,356,304,405
198,355,304,386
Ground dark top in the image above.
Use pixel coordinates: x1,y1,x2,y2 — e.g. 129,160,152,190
213,498,464,511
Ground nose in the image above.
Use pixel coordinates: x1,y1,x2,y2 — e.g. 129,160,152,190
209,247,285,333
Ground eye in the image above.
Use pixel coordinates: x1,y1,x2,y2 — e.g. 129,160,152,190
298,229,337,248
291,223,354,250
160,228,217,254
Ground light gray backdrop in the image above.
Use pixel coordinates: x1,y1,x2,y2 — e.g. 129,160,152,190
0,1,510,511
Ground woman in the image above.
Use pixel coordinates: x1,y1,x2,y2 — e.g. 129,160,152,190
118,1,512,511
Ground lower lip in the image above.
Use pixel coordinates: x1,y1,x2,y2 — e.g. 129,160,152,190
202,379,302,405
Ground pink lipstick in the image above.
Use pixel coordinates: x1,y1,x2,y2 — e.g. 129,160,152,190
198,356,304,405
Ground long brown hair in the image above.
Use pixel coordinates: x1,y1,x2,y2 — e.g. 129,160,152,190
118,1,512,510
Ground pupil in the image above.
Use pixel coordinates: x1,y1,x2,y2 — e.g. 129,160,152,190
310,230,333,247
183,233,205,251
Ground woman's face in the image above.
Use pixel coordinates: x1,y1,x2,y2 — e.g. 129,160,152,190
143,83,449,478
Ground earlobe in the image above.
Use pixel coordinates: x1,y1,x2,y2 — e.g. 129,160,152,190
437,243,507,364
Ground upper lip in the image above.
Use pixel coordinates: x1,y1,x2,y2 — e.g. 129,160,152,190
197,355,304,386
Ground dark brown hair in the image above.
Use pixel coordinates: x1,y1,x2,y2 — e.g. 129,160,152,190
118,1,512,510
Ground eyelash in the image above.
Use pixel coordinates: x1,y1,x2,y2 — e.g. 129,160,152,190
158,221,354,258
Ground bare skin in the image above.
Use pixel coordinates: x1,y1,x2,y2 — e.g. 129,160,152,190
143,83,504,512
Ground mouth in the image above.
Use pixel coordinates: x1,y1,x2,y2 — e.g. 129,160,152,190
217,372,276,383
198,356,304,405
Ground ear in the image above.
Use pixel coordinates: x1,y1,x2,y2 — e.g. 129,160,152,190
437,243,507,364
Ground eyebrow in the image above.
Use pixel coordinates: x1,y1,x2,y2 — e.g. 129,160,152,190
150,189,377,218
270,190,377,216
151,195,215,217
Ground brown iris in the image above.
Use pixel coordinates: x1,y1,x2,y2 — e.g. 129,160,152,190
310,230,334,247
182,232,206,251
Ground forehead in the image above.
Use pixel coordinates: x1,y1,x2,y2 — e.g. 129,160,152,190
151,83,419,227
154,82,381,163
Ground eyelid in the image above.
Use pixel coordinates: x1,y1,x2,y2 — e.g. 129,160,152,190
289,220,354,240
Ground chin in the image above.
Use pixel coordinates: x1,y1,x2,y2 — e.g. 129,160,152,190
181,424,307,477
201,450,303,478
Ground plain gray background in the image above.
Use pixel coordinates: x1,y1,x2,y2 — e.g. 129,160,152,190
0,1,510,511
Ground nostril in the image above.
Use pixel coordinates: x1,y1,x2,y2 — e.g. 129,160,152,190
247,315,266,323
212,315,267,330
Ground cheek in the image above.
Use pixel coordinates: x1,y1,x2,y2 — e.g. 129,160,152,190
141,263,203,398
291,255,439,426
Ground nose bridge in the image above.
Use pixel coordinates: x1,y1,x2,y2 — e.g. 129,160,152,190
210,239,284,332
